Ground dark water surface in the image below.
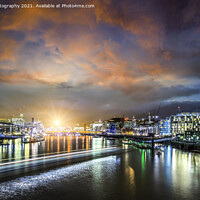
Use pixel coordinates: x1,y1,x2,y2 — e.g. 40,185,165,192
0,136,117,162
0,136,199,200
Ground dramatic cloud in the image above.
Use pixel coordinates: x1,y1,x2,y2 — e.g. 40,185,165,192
0,0,200,124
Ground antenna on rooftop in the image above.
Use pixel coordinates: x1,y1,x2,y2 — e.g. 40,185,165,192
178,106,181,113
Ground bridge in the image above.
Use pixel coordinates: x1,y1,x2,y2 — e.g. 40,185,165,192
44,131,172,142
44,131,102,134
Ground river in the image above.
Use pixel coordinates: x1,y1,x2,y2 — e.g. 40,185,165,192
0,136,199,200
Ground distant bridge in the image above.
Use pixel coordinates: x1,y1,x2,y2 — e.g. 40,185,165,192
44,131,172,142
44,131,102,134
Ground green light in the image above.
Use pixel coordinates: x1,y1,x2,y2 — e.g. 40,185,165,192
141,150,145,179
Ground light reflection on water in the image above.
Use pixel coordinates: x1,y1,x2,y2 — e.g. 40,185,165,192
0,156,118,200
151,147,200,200
0,137,199,200
170,148,200,199
0,136,117,163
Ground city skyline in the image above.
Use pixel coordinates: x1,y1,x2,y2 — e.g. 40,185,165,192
1,0,200,124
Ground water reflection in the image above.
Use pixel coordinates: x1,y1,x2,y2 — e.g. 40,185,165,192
0,141,199,200
150,147,200,199
169,148,200,199
86,136,89,150
125,166,135,187
0,136,117,163
57,135,60,152
141,150,146,179
0,156,117,200
24,144,29,160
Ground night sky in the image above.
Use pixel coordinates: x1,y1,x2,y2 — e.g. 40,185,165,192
0,0,200,125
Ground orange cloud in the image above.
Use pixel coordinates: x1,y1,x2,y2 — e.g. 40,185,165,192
0,38,17,61
1,1,96,31
139,63,163,76
0,71,68,85
162,50,171,61
0,0,177,94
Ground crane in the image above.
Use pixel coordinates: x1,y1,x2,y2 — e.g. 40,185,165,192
156,103,161,119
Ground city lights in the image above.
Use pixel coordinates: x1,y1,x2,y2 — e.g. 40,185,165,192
0,0,200,199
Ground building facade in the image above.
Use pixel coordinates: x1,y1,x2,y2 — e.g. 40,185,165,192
102,118,124,134
170,112,200,139
159,118,171,135
90,121,102,131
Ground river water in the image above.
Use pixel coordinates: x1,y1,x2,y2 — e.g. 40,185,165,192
0,136,199,200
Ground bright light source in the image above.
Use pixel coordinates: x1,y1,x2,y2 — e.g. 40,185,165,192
55,120,60,126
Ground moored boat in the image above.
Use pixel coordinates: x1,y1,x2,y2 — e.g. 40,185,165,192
22,134,45,143
122,139,152,149
34,135,45,142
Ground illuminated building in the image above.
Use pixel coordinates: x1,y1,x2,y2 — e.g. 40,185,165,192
0,114,25,134
124,116,137,129
124,120,135,129
137,113,159,127
12,114,25,132
102,120,109,132
134,113,159,135
103,118,124,134
24,119,44,135
90,121,102,131
71,124,84,131
0,118,13,134
159,118,171,135
170,112,200,140
0,118,11,123
72,126,84,131
0,118,24,134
